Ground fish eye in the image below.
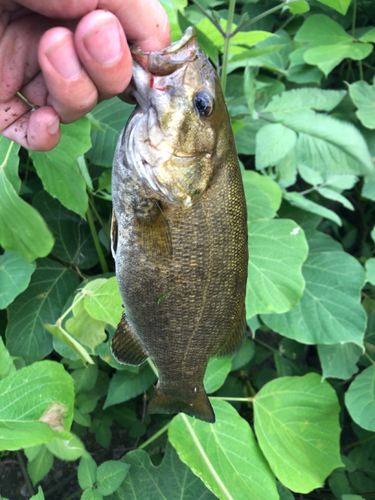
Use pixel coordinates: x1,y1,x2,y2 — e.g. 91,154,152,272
194,91,214,117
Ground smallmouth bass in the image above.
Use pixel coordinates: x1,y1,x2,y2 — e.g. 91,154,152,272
111,27,248,423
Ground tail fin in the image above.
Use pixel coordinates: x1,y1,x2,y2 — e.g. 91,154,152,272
147,385,215,423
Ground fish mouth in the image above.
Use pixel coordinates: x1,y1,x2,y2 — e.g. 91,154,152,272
131,27,199,76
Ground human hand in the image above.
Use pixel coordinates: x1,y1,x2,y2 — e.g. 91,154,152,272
0,0,170,151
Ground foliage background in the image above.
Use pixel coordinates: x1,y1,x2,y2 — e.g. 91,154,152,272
1,0,375,499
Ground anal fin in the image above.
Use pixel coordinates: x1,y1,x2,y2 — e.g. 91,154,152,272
111,313,149,366
215,307,246,358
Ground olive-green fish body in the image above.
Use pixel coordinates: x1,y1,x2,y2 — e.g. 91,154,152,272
111,27,248,423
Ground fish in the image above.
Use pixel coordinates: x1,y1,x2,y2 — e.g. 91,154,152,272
111,27,248,423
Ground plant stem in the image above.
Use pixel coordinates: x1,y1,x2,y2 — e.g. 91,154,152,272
148,357,159,377
220,0,236,96
233,0,302,36
138,421,171,450
190,0,225,35
364,351,375,365
64,489,82,500
16,451,35,497
210,396,254,402
87,203,108,274
58,292,86,324
89,195,111,241
358,60,364,80
342,432,375,450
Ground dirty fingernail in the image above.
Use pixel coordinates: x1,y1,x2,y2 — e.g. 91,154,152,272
47,115,60,135
46,34,82,79
84,21,122,64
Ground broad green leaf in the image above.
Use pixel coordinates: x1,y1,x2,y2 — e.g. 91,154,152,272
246,219,308,318
30,118,91,218
0,337,15,380
104,363,157,409
254,373,343,493
231,337,255,370
263,88,346,118
362,175,375,201
317,187,354,211
255,123,297,169
0,361,74,450
0,250,36,309
6,258,79,364
84,277,123,327
235,116,268,155
169,399,278,500
244,183,276,221
277,481,295,499
81,489,103,500
71,363,98,395
316,0,351,14
244,65,256,115
262,237,366,348
30,486,45,500
287,64,323,85
78,455,97,490
318,343,362,379
295,15,351,44
44,323,94,365
284,192,342,226
304,42,372,76
244,171,282,211
118,441,216,500
0,169,54,261
27,446,54,486
46,434,86,461
348,80,375,130
65,296,107,351
204,357,232,394
87,98,133,167
231,31,273,48
97,461,130,496
279,110,374,176
33,191,99,269
298,164,324,186
276,149,297,188
366,258,375,285
0,136,21,192
345,365,375,431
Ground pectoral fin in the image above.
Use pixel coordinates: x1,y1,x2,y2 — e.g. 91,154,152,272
111,313,149,366
135,203,172,256
111,211,118,259
215,307,246,358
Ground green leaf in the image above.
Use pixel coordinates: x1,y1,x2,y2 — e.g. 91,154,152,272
27,446,54,486
348,80,375,130
0,360,74,450
0,136,21,192
288,0,309,14
97,461,130,496
118,441,216,500
44,323,94,366
295,15,351,44
231,337,255,370
244,183,276,221
304,43,372,76
246,219,308,318
81,489,103,500
255,124,297,169
365,258,375,285
262,234,366,348
30,486,45,500
316,0,351,14
254,373,343,493
280,110,374,176
84,277,123,327
0,250,36,309
33,191,99,269
231,30,273,48
30,118,91,218
6,258,79,364
345,365,375,431
87,98,133,167
78,454,97,490
46,434,86,461
263,88,346,118
0,169,54,261
71,363,98,395
284,192,342,226
0,337,15,380
318,343,362,379
104,363,157,409
317,187,354,211
169,399,278,500
204,357,232,394
65,295,107,351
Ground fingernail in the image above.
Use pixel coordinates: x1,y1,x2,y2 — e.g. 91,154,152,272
47,115,60,135
46,34,82,79
84,21,122,64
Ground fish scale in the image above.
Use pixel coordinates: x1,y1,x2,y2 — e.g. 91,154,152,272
111,27,248,423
